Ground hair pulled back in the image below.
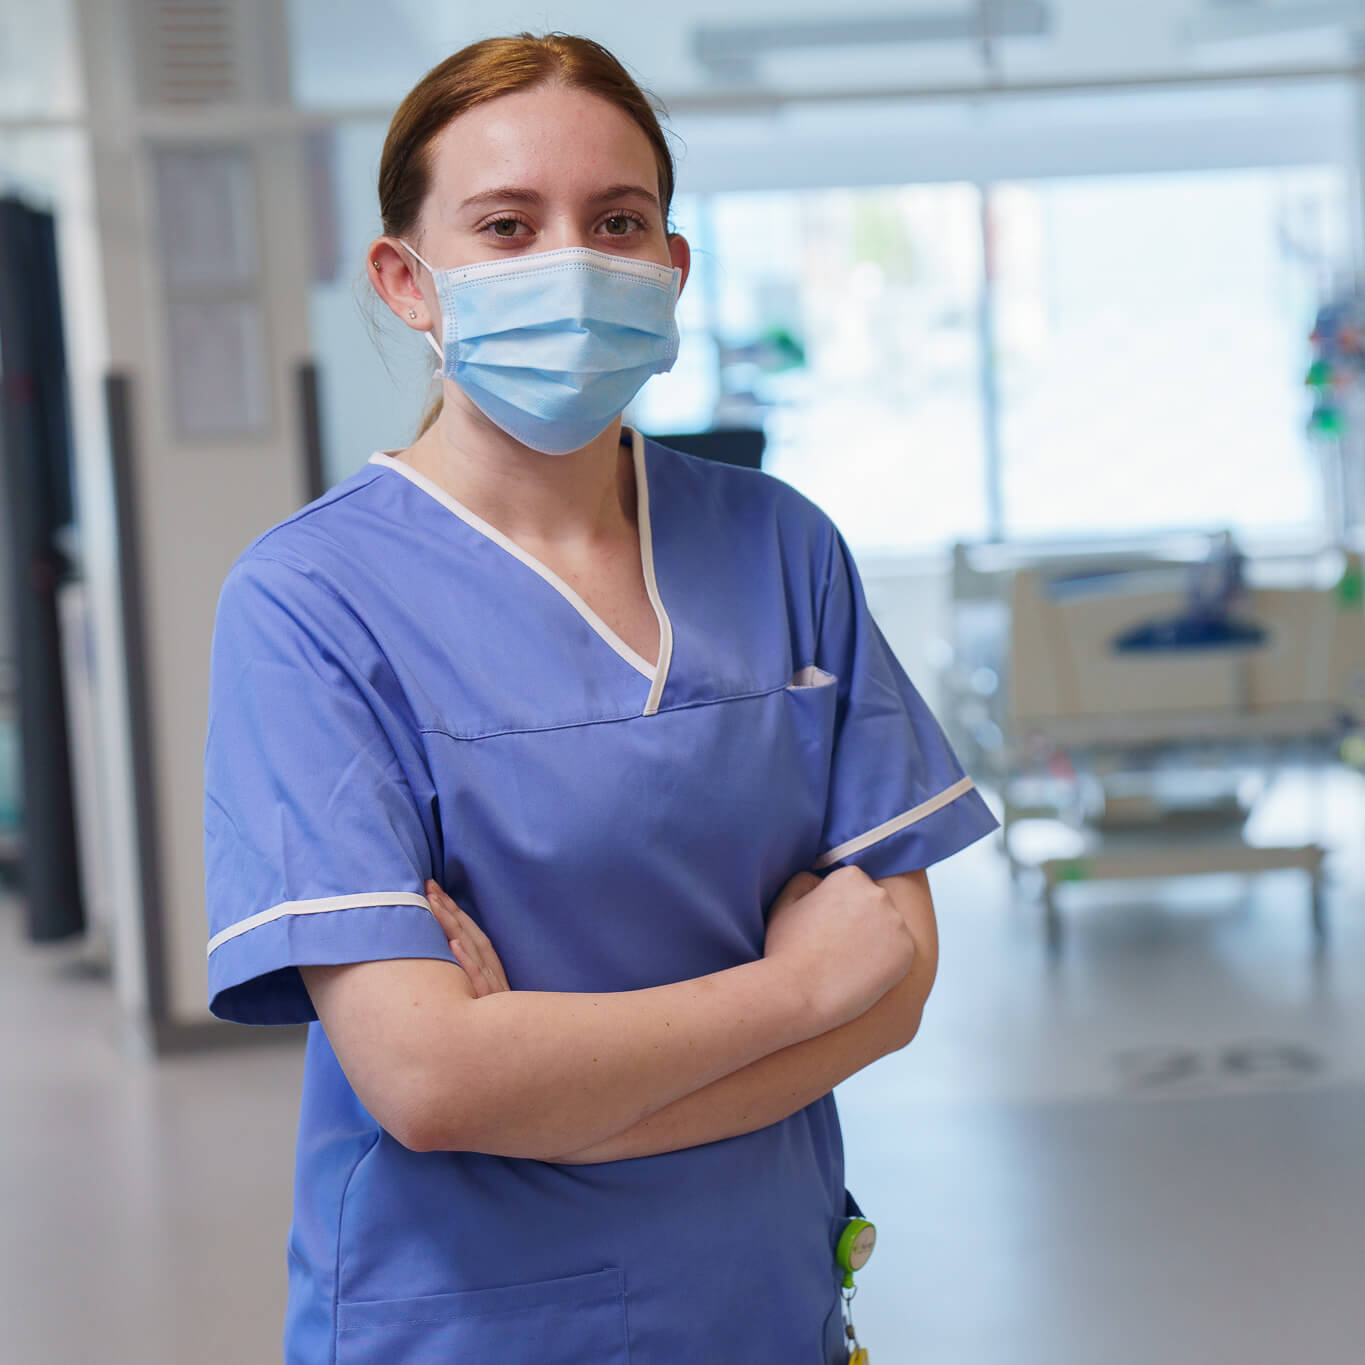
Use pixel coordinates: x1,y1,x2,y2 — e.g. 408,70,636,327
378,32,677,437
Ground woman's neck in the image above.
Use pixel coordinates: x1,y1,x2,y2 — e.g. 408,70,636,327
399,393,636,553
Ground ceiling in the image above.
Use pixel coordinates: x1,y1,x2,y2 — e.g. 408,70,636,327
287,0,1365,110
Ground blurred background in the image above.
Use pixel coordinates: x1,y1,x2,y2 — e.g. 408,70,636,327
2,1,1363,1360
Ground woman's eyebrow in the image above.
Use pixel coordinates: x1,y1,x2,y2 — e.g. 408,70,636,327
456,184,660,213
586,184,659,209
458,186,543,212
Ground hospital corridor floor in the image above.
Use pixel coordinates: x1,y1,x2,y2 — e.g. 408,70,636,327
2,789,1363,1363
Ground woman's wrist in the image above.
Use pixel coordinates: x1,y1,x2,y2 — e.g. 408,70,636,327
742,956,828,1046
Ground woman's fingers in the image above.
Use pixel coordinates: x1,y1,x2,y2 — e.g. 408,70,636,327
424,880,509,994
445,897,510,992
423,883,464,948
423,880,484,995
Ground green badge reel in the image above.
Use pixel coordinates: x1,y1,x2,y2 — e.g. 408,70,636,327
835,1217,876,1363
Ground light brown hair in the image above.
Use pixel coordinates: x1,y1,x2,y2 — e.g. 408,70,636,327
378,32,678,437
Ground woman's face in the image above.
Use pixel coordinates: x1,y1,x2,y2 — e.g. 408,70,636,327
384,82,689,323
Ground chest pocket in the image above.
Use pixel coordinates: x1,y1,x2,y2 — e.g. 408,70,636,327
784,664,840,761
335,1267,627,1365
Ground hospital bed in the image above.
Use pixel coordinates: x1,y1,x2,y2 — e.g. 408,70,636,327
938,534,1365,955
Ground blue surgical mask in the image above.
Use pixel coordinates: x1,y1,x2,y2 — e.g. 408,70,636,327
400,242,682,454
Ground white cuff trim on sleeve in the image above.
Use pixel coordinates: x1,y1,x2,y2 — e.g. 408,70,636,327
813,776,977,870
207,891,433,957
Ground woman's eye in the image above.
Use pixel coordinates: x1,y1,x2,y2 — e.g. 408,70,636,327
490,219,522,238
601,214,643,236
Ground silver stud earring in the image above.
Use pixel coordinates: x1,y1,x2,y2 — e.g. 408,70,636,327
408,309,417,319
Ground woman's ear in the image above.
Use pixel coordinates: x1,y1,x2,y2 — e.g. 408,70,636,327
668,232,692,301
368,237,434,337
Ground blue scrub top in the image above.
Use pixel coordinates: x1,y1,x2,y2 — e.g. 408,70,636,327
203,429,998,1364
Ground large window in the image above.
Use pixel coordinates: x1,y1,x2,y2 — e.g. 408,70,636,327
991,168,1350,540
634,166,1352,556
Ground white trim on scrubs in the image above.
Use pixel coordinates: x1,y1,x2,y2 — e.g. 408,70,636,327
367,428,675,713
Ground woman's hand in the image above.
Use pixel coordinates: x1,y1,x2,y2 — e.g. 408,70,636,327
763,865,915,1031
424,879,510,997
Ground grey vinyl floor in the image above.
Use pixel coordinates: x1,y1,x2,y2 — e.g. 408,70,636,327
3,774,1363,1363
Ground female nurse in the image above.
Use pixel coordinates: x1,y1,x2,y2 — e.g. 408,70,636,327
202,31,999,1365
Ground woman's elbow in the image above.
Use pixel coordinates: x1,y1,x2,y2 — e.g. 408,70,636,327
389,1116,434,1153
377,1061,543,1157
364,1066,452,1152
885,960,936,1052
887,1002,925,1053
395,1102,556,1161
381,1061,510,1154
301,959,484,1152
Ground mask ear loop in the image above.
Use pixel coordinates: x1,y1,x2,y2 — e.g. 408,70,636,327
399,239,434,273
399,240,446,365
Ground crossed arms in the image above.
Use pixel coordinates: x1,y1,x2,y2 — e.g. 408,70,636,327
300,865,938,1163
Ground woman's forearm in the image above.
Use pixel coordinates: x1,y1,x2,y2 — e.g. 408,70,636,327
547,967,923,1163
548,869,938,1163
305,870,920,1163
428,960,821,1157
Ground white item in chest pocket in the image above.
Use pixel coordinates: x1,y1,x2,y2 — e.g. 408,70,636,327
788,665,838,690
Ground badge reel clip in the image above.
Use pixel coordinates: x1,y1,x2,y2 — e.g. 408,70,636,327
835,1216,876,1365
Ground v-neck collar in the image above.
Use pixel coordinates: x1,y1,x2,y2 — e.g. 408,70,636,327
367,427,675,717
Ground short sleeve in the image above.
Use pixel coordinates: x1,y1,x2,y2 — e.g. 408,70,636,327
203,553,453,1025
809,525,999,880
